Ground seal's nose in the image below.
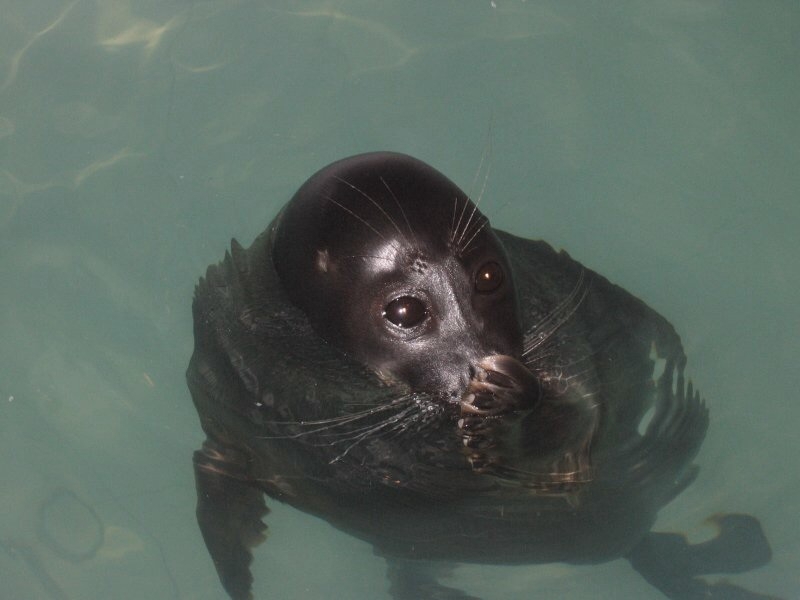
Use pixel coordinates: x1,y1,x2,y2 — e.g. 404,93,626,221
441,362,471,400
432,351,483,402
447,361,500,402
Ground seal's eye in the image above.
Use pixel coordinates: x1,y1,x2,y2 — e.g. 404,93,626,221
475,261,504,293
383,296,427,329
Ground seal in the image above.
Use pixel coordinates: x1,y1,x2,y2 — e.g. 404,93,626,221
187,152,774,600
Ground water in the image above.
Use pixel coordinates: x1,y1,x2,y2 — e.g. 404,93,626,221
0,1,797,598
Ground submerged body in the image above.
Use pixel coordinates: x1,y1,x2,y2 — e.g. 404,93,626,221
187,153,773,599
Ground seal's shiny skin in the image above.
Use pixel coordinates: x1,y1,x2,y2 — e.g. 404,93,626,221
187,153,773,600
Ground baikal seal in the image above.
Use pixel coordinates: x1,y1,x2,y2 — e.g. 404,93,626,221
187,152,776,600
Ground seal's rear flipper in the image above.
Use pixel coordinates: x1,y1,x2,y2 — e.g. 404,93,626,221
194,440,268,600
386,557,480,600
627,514,777,600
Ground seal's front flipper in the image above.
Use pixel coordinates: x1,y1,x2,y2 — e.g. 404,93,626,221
628,514,777,600
194,440,268,600
386,558,480,600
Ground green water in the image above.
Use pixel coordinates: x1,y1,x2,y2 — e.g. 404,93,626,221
0,1,797,598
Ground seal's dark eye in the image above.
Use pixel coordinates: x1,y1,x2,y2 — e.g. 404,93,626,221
383,296,427,329
475,261,504,293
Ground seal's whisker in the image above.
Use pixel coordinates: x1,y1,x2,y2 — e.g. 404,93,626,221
525,341,604,396
259,398,411,433
531,270,587,331
325,406,419,446
460,240,486,259
458,216,489,256
257,408,410,442
563,365,600,382
468,139,490,202
341,393,418,412
538,365,597,392
456,200,480,249
334,175,408,244
526,344,593,371
522,271,589,356
257,417,376,441
457,129,493,249
269,395,422,444
449,196,459,244
322,194,387,242
380,176,417,247
310,407,417,445
453,194,471,247
328,406,419,463
270,403,402,426
526,332,624,399
523,356,559,372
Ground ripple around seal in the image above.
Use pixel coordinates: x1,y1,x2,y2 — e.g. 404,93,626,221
37,488,104,564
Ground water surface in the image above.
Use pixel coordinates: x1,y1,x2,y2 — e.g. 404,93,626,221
0,1,797,598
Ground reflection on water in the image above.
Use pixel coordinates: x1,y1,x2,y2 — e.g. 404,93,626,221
0,1,797,598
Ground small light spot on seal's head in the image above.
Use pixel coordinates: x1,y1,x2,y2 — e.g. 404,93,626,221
315,248,330,273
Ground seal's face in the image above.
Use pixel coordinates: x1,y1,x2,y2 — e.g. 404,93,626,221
272,152,522,402
331,228,520,400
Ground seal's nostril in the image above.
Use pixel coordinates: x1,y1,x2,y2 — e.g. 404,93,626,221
468,365,476,379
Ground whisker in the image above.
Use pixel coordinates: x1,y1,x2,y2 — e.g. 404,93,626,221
269,399,405,425
312,407,417,445
380,176,417,247
329,406,419,463
456,162,491,251
325,406,418,444
458,216,488,256
256,398,412,441
256,416,377,441
522,270,589,356
334,175,407,244
323,194,387,241
452,194,470,247
450,196,459,243
456,123,494,248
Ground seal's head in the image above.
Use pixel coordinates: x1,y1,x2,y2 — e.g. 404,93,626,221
272,152,523,401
